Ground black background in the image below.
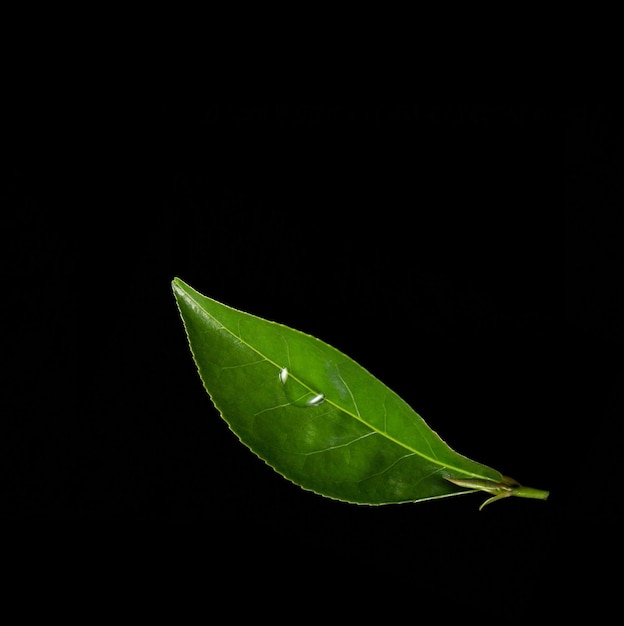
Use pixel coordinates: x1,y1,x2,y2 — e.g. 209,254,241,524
3,62,621,621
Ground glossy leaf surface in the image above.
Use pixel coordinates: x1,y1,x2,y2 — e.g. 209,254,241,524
172,278,547,506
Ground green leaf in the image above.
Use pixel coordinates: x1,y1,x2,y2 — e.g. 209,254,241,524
172,277,549,507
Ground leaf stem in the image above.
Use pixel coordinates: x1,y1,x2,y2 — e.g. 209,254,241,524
511,485,550,501
446,475,549,509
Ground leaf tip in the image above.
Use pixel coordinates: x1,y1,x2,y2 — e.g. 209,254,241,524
171,277,190,299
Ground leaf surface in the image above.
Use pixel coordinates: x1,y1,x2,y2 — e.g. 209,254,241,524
172,278,545,506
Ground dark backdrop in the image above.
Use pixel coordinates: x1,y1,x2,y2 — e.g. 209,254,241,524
3,87,621,621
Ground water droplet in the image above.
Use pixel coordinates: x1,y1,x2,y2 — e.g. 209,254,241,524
305,393,326,407
279,366,325,408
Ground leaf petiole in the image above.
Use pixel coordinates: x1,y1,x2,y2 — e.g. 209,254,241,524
445,476,549,510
